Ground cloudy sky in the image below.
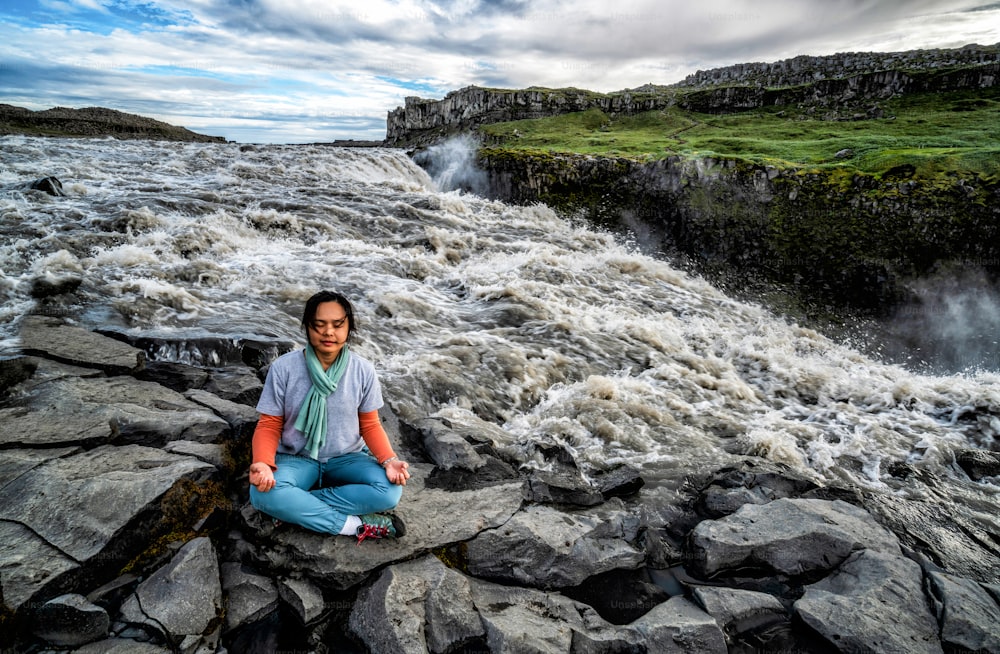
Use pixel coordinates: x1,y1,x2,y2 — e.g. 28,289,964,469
2,0,999,143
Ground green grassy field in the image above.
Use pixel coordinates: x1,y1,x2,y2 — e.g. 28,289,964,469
479,87,1000,180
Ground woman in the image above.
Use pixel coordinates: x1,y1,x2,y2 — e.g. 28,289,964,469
247,290,410,542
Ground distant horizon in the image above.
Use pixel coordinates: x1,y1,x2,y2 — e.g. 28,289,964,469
3,0,999,144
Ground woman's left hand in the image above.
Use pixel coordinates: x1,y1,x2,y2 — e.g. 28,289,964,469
384,459,410,485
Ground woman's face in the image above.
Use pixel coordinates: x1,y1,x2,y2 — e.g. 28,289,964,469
307,301,350,365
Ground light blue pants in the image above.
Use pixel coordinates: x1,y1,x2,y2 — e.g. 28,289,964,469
249,451,402,535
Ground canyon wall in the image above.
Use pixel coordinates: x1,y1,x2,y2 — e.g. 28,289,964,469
476,148,1000,313
386,44,999,147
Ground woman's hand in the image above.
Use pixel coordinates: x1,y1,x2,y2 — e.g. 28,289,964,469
249,462,276,492
384,459,410,485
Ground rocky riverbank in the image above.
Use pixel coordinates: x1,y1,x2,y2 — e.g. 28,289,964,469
0,105,226,142
3,314,1000,653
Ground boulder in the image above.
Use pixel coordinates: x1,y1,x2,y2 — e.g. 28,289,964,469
119,537,223,647
220,562,280,633
203,365,264,406
465,502,645,589
628,596,729,654
592,463,645,499
184,387,259,437
31,593,109,647
276,576,326,624
135,360,209,393
927,571,1000,653
692,586,788,644
418,417,487,471
348,555,484,654
694,459,819,518
955,449,1000,481
468,578,727,654
19,315,144,373
523,468,604,506
687,498,901,580
794,550,943,654
28,176,66,196
0,520,80,613
0,374,230,448
0,445,214,610
252,464,523,589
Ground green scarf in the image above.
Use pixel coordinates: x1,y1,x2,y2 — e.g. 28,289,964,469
294,343,351,459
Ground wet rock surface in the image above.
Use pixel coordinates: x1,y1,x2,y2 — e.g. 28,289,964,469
3,316,999,653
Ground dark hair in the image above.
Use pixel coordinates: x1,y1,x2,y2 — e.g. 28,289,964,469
301,290,356,341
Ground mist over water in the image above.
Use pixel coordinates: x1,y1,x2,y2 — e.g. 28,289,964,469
882,269,1000,374
412,135,490,196
2,136,998,518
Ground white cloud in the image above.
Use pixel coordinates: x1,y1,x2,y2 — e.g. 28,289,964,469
2,0,998,142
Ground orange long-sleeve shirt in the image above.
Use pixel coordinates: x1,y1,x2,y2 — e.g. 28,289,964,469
251,410,396,470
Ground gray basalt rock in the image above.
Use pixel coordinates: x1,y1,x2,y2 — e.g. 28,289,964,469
119,537,223,647
349,555,484,654
19,315,145,373
860,491,1000,584
465,502,645,589
687,498,901,580
523,468,604,506
135,360,210,393
0,373,230,448
31,593,110,647
794,550,943,654
277,576,326,624
694,459,819,518
203,365,264,407
469,578,727,654
955,449,1000,481
692,586,788,644
0,445,214,611
927,571,1000,653
418,417,487,471
252,464,523,589
184,387,259,437
220,562,280,633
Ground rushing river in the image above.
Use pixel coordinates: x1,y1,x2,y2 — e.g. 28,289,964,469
2,136,999,515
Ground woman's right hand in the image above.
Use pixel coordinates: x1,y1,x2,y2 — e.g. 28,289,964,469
249,462,276,492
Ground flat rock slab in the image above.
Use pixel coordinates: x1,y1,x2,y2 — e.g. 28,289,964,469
349,554,484,654
277,577,326,625
862,492,1000,585
32,593,110,647
0,375,230,448
795,550,943,654
221,562,280,633
19,315,145,373
465,502,645,588
928,571,1000,653
693,586,788,641
120,537,222,642
470,576,727,654
255,464,523,589
0,444,215,607
0,519,80,611
687,498,901,579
